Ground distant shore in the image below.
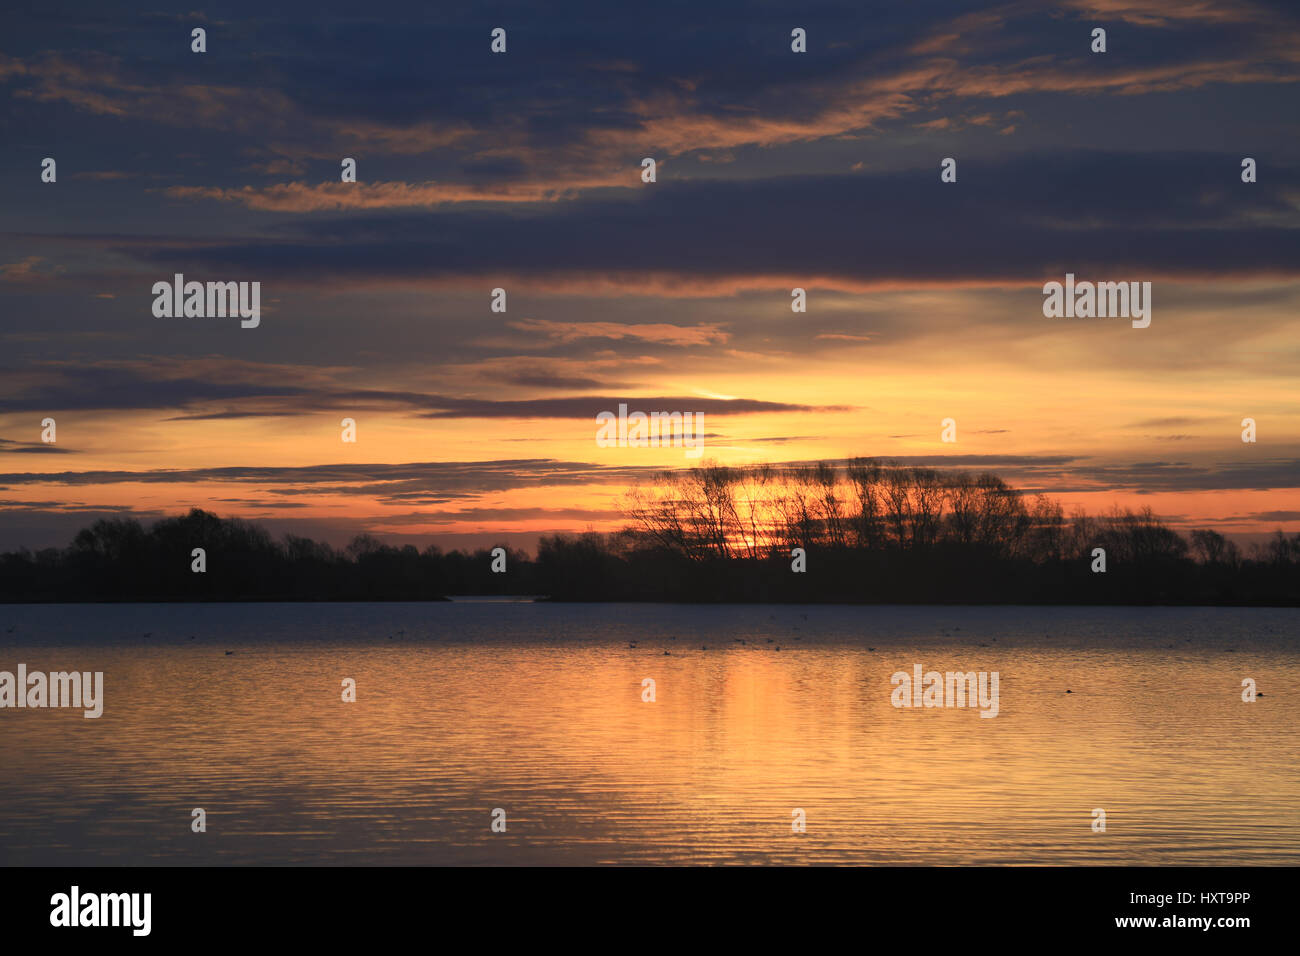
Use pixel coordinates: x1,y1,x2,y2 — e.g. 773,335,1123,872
3,458,1297,607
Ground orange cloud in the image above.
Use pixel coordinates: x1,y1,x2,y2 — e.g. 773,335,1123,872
1062,0,1282,27
163,173,632,211
0,256,60,283
507,318,731,346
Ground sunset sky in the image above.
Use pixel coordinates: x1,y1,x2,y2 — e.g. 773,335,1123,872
1,0,1297,552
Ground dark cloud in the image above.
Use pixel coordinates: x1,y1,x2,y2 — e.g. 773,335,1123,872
0,437,76,454
163,410,310,421
415,396,848,419
0,458,655,492
499,373,638,390
113,152,1300,288
1,362,832,417
0,366,307,413
1245,510,1300,521
4,451,1293,499
1029,457,1300,494
371,506,624,524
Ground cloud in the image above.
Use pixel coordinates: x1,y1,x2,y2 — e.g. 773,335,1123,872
121,152,1300,295
0,360,835,417
815,333,875,342
508,318,730,346
376,506,625,525
1060,0,1282,27
0,458,660,506
162,410,310,421
413,396,849,419
163,174,634,211
498,372,638,390
0,51,471,156
6,0,1293,221
0,442,75,455
0,362,309,413
70,170,135,181
1122,416,1217,428
0,256,61,283
1035,457,1300,493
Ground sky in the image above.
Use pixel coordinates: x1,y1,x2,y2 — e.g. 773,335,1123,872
1,0,1298,552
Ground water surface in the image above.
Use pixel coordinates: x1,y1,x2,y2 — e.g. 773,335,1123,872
1,602,1296,865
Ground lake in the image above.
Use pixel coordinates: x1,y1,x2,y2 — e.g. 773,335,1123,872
1,602,1296,865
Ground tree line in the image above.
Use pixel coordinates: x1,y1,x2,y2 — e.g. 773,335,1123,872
0,458,1296,603
0,509,528,602
544,459,1297,604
